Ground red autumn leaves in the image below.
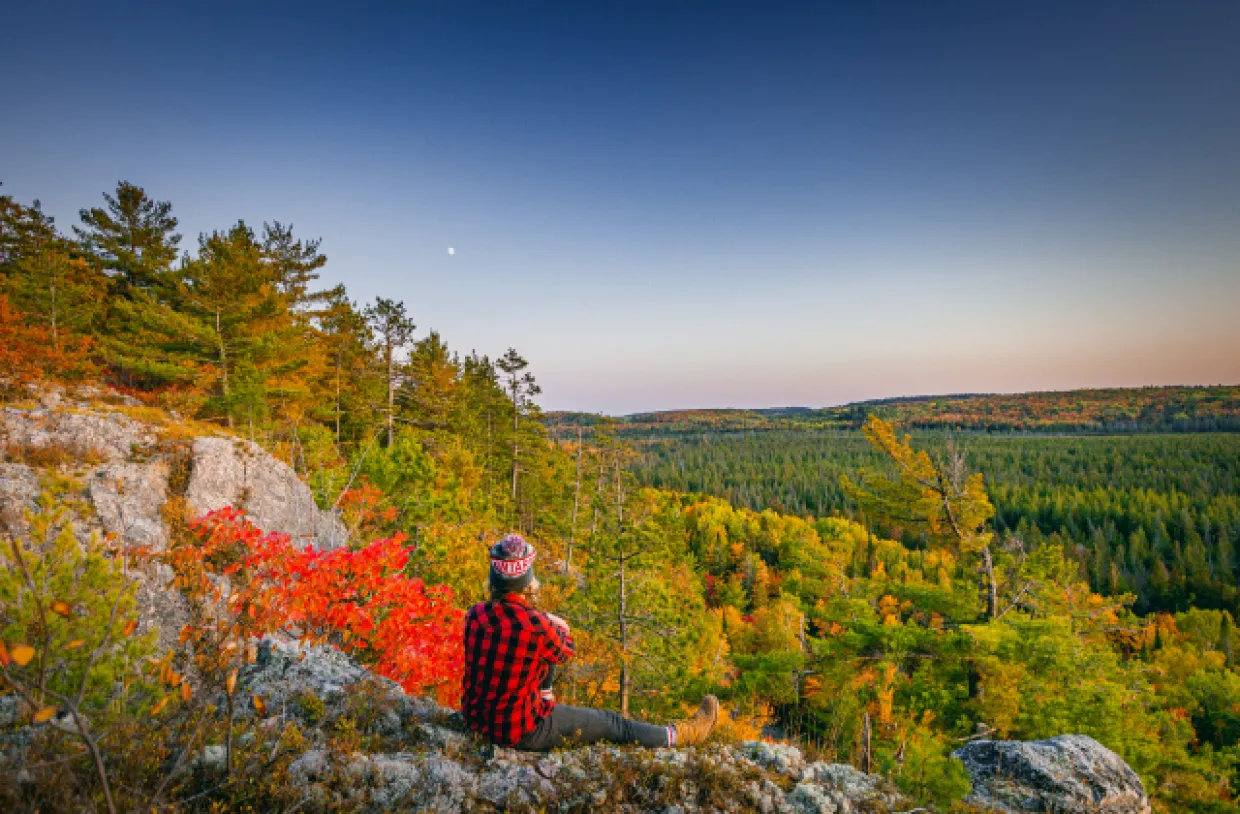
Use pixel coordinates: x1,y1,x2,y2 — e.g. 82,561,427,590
178,506,464,707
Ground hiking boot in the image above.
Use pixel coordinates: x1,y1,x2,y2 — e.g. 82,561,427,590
673,695,718,746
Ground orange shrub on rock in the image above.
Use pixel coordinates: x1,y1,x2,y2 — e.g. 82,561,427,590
170,507,465,707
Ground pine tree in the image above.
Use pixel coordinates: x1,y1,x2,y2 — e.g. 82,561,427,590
0,192,107,350
402,331,460,434
496,348,541,505
261,221,327,306
363,297,416,447
314,290,376,443
75,181,180,293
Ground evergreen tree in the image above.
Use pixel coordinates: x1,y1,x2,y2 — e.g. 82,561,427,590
364,297,416,447
0,192,107,349
75,181,180,293
314,290,377,443
496,348,541,505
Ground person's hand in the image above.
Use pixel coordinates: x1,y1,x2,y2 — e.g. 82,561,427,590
544,612,570,633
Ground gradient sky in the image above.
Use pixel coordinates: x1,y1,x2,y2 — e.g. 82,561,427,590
3,1,1239,414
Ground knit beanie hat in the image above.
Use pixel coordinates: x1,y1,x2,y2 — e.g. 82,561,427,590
489,533,537,594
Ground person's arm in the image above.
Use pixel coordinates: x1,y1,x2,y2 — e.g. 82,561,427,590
536,610,575,664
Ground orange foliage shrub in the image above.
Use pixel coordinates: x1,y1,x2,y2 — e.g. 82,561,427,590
0,295,95,386
165,507,465,706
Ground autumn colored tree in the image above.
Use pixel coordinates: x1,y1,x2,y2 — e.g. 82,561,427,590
401,330,460,435
0,191,108,354
0,295,95,387
843,416,1000,620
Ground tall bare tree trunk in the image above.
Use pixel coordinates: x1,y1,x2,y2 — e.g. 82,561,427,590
510,382,520,501
386,346,395,446
590,463,602,540
619,551,629,716
981,543,999,621
49,275,59,351
614,450,629,715
861,712,872,773
335,354,342,443
567,427,583,570
216,309,233,428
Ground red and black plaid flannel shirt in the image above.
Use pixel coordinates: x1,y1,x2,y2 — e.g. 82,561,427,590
461,596,575,746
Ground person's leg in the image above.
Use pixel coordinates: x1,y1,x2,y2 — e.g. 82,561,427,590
516,704,672,751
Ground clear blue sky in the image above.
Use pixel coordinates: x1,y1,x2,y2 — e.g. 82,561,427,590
3,1,1238,414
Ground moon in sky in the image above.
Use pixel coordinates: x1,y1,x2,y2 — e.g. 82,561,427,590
447,247,455,255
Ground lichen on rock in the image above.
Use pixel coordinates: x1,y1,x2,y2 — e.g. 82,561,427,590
953,734,1151,814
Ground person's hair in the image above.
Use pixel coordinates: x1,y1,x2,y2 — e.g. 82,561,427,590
490,577,540,605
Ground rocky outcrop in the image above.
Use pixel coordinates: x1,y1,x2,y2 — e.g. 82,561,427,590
0,402,347,554
243,638,909,814
953,734,1151,814
0,399,349,652
186,437,347,551
2,405,155,464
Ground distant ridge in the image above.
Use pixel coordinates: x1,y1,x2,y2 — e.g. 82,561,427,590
546,384,1240,436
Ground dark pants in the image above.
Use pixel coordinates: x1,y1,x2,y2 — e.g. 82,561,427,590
515,703,671,751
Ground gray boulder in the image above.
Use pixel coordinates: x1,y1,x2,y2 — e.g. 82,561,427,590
953,734,1151,813
88,462,170,549
186,436,347,551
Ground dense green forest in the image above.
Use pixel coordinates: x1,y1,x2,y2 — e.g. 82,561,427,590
634,431,1240,616
4,181,1240,812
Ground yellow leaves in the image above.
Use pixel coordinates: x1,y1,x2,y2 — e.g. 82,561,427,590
64,639,86,650
181,680,192,702
878,594,900,616
226,669,238,695
33,706,58,723
10,645,35,667
150,695,171,716
976,658,1026,738
123,619,138,637
50,600,72,618
0,641,8,667
712,701,774,743
251,694,267,717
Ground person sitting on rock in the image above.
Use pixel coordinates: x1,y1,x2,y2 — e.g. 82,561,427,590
461,533,718,751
